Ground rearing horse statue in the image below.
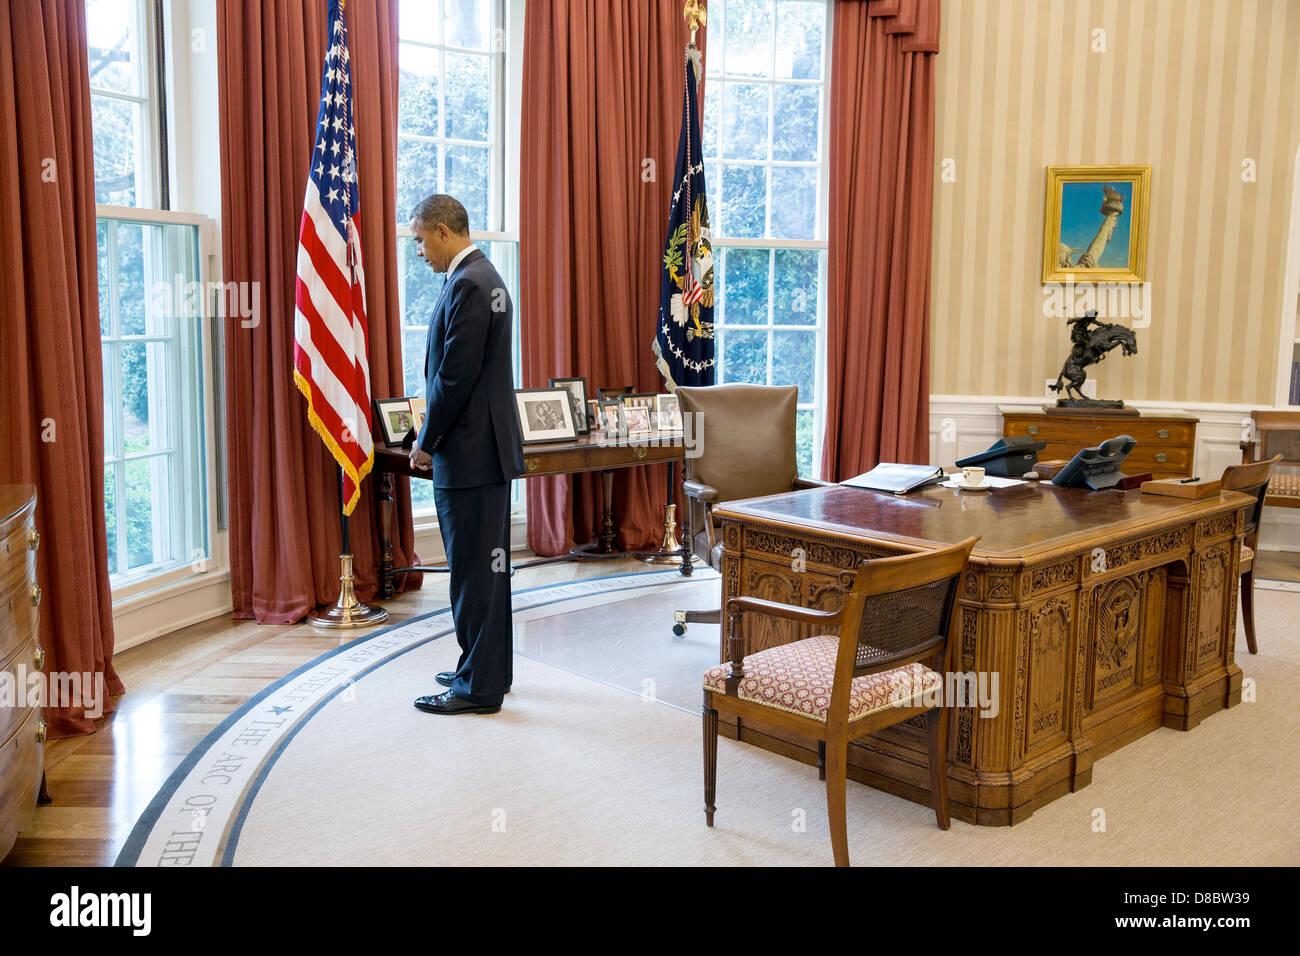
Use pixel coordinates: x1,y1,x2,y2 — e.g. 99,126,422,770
1049,311,1138,402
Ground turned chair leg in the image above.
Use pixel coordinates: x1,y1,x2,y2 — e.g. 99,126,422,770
817,741,826,781
703,705,718,826
1241,569,1257,655
927,707,952,830
824,739,849,867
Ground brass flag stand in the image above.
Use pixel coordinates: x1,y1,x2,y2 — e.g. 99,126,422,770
309,469,389,629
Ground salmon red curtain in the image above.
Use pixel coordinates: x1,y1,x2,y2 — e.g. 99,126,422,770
0,0,125,736
820,0,940,479
519,0,699,556
218,0,418,622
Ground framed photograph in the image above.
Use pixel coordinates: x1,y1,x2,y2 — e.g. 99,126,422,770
375,397,417,447
655,393,683,433
1042,165,1151,284
408,397,426,437
599,398,625,439
597,385,634,401
514,387,578,445
548,376,589,435
623,403,653,439
586,399,600,432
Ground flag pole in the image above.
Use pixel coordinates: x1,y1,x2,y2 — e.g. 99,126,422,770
307,465,389,629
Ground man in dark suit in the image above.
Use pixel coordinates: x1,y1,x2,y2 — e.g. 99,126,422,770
407,194,524,715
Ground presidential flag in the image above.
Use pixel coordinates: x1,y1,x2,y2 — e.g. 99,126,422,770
293,0,373,515
653,44,715,391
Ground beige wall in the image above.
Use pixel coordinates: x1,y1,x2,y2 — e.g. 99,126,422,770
930,0,1300,405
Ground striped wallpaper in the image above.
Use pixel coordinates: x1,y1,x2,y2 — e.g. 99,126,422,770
929,0,1300,405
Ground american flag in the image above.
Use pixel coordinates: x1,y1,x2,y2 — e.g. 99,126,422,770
292,0,373,516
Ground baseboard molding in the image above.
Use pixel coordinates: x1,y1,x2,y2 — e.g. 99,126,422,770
929,394,1298,553
113,570,234,653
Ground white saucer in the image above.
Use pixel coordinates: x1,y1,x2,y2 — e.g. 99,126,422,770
946,476,993,492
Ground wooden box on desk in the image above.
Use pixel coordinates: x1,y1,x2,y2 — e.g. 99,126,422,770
1000,405,1198,479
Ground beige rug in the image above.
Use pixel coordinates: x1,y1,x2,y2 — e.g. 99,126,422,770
231,584,1300,866
117,569,1300,866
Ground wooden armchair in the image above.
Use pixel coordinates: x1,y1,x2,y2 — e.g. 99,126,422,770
1241,410,1300,508
1220,454,1282,654
702,536,979,867
671,384,832,636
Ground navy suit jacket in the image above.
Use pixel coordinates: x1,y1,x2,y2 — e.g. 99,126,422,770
417,247,525,488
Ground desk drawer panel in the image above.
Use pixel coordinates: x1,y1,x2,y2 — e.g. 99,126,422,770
0,574,38,672
0,636,39,749
0,706,43,853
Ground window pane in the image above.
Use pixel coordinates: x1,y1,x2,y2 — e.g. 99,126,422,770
445,144,489,230
769,165,817,239
104,464,118,577
97,220,112,335
115,221,145,333
399,0,441,45
721,165,766,238
772,329,814,402
398,43,440,137
402,237,444,325
445,52,491,142
403,328,426,396
776,0,825,80
125,455,163,570
772,84,819,162
91,94,139,205
721,328,768,385
773,248,818,325
120,341,169,454
703,82,720,158
397,138,440,223
723,83,769,160
795,408,814,477
86,0,140,95
724,0,774,77
721,247,769,325
444,0,492,50
102,348,117,457
410,479,437,515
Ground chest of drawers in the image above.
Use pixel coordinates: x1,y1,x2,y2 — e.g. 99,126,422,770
0,486,44,861
1000,406,1199,480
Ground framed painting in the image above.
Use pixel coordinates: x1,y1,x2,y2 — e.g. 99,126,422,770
1042,165,1150,284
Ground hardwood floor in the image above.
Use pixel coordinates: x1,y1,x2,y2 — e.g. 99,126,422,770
3,554,653,866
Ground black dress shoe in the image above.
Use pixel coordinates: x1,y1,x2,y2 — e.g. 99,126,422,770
436,671,510,694
413,689,501,715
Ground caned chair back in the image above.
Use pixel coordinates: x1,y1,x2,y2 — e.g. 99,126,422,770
676,384,800,503
1249,412,1300,466
1220,454,1282,548
833,537,979,684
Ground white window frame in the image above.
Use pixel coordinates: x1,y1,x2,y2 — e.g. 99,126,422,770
86,0,165,208
396,0,524,521
706,0,834,477
94,206,221,603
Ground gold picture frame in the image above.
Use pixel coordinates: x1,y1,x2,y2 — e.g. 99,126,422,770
1042,165,1151,284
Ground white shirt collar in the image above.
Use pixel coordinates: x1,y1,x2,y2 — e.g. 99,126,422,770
445,244,474,277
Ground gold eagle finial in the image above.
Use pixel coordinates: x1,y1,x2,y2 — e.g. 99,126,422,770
684,0,707,44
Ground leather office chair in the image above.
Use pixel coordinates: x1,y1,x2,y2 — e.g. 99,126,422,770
702,537,979,867
1220,454,1282,654
671,384,832,636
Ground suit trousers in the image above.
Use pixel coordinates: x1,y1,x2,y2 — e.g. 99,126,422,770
434,481,513,705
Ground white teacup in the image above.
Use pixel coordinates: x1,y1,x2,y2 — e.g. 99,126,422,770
961,466,986,487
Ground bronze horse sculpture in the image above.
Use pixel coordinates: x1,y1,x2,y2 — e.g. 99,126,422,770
1049,311,1138,403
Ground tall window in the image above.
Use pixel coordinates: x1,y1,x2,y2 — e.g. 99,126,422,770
397,0,519,516
86,0,163,207
703,0,830,477
88,0,215,592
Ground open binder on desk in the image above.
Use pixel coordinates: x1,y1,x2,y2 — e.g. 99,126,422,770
842,463,946,495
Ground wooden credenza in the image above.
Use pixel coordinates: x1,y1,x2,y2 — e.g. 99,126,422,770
0,486,44,861
1000,405,1198,479
713,482,1251,825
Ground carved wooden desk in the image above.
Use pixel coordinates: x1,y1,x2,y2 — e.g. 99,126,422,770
373,435,686,596
712,482,1252,826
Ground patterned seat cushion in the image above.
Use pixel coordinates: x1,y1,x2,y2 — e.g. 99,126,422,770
702,635,941,723
1270,473,1300,498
